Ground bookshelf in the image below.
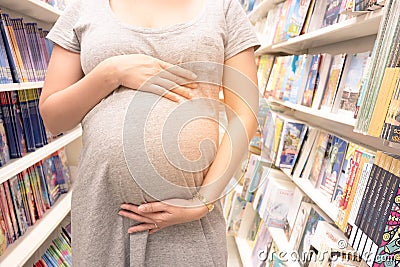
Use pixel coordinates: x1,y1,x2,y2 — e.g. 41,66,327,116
0,0,61,23
0,191,72,267
248,0,286,24
232,2,398,267
255,8,384,56
268,98,357,127
234,236,253,267
0,81,44,92
281,169,338,222
0,126,82,184
267,227,301,267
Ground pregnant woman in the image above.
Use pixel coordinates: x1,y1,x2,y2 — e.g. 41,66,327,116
40,0,259,266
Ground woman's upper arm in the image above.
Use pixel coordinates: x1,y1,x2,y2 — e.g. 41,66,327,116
222,47,259,120
40,44,84,106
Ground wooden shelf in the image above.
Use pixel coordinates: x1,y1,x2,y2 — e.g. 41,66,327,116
281,169,338,222
0,126,82,184
256,8,384,56
0,0,61,23
247,0,286,24
0,81,44,92
0,191,72,266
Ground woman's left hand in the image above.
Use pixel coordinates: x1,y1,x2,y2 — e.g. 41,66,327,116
118,198,209,234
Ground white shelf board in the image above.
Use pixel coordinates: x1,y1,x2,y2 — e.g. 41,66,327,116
0,126,82,184
234,236,252,267
0,0,61,23
0,191,72,266
0,81,44,92
248,0,286,24
268,98,356,127
267,227,301,267
281,169,338,222
256,8,383,55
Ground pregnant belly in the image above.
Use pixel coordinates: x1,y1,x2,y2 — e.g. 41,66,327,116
81,88,220,201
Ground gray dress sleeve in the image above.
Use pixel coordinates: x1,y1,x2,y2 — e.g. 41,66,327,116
46,0,81,53
223,0,260,60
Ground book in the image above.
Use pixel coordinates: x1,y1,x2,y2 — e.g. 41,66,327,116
322,0,343,27
0,108,10,166
335,51,370,115
302,54,321,107
298,206,332,266
320,54,347,111
311,54,333,109
292,127,320,179
308,131,331,187
318,135,348,200
0,202,7,255
285,0,313,39
8,176,28,236
275,117,308,169
307,0,329,32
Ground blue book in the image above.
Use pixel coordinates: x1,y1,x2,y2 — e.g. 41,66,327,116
17,90,36,152
26,89,44,148
301,54,321,107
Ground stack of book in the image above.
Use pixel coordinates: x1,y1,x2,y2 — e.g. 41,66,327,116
259,50,371,119
33,223,72,267
354,0,400,144
0,149,71,256
0,9,53,84
251,0,385,48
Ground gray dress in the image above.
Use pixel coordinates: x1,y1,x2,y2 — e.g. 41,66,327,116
47,0,259,266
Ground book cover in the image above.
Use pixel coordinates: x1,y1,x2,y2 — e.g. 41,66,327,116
301,54,321,107
17,173,33,226
285,0,313,39
289,202,314,251
226,193,246,236
263,178,296,228
0,10,24,82
289,54,309,104
0,202,7,255
42,156,61,206
322,0,343,27
319,136,348,200
9,91,28,157
311,53,333,109
320,54,347,111
3,182,19,238
298,206,330,266
337,51,370,115
26,89,44,148
0,107,10,166
371,160,400,267
307,0,329,32
292,127,320,179
251,220,273,267
8,176,28,236
17,90,36,152
308,131,330,187
277,119,307,169
0,184,15,243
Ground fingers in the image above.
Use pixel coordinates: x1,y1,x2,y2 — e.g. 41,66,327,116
118,209,155,224
143,84,179,102
158,70,198,88
158,60,197,80
128,223,159,234
138,202,169,213
154,77,193,99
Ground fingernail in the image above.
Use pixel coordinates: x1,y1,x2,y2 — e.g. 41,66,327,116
191,73,197,79
188,93,193,98
192,83,198,88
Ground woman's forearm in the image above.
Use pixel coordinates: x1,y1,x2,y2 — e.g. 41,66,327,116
198,48,259,203
198,113,257,203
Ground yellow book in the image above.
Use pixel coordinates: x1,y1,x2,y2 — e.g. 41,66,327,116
367,68,400,137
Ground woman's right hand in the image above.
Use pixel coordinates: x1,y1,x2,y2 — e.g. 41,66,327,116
106,54,198,102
